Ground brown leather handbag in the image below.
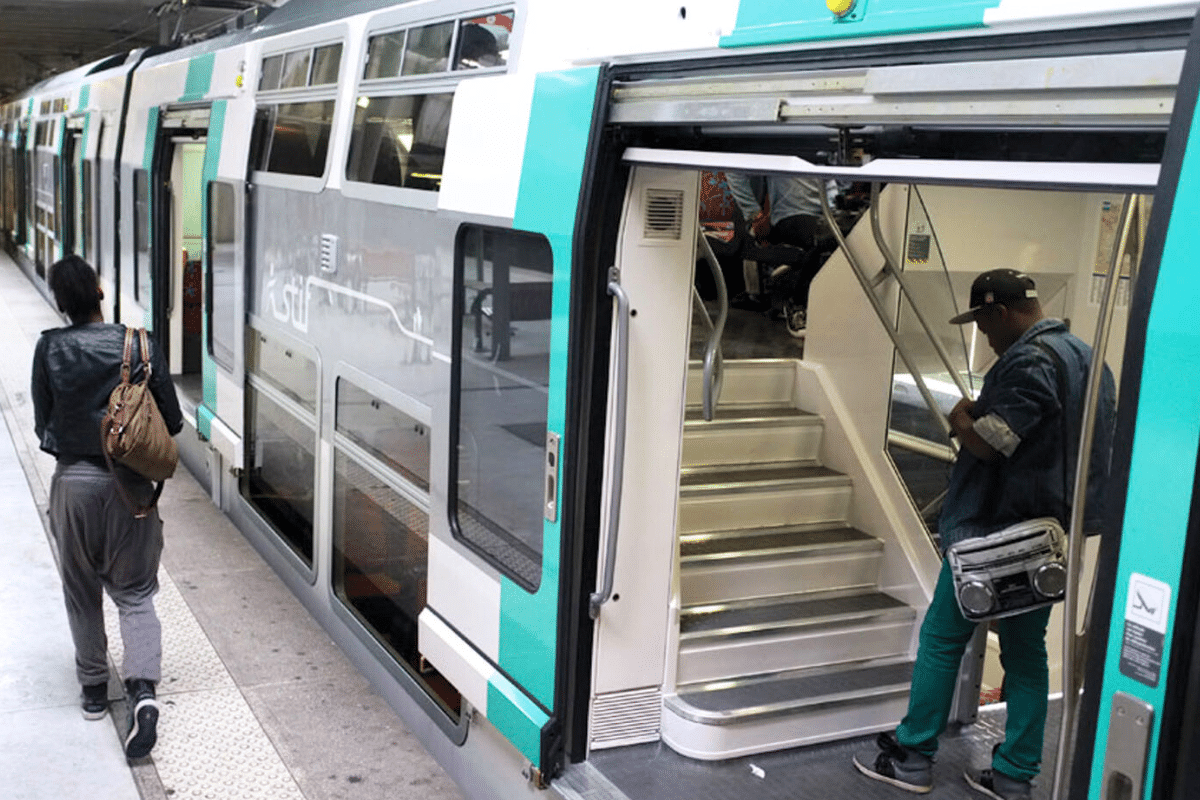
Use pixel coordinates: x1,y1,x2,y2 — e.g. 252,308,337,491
100,328,179,517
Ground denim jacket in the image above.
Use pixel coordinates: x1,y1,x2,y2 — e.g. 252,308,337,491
938,318,1116,552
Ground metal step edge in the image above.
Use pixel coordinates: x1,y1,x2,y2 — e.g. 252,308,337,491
676,654,914,693
678,606,916,643
682,584,888,615
683,407,819,428
679,470,850,497
664,679,911,725
679,459,824,478
680,525,881,562
679,539,882,566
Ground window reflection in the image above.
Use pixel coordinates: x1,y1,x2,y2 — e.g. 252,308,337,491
244,385,315,565
346,93,453,191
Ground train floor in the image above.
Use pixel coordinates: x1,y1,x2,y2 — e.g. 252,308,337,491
0,250,464,800
577,699,1063,800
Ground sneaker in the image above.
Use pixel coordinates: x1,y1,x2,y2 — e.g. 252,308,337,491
964,768,1033,800
124,678,159,759
852,732,933,794
81,682,108,720
785,301,807,338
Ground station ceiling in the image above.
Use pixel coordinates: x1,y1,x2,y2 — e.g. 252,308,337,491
0,0,284,100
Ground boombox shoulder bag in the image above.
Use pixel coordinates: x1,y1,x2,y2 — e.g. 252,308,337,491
101,327,179,518
947,517,1068,621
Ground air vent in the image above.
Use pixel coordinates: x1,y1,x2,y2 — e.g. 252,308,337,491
590,688,662,749
643,189,684,241
320,233,339,273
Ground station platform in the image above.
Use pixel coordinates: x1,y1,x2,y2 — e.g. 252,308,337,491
0,252,465,800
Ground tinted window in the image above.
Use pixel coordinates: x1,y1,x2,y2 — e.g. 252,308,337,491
244,384,316,566
402,22,454,76
255,101,336,178
365,32,406,79
451,227,554,590
246,327,318,412
134,168,150,301
280,50,311,89
259,55,283,91
345,93,452,191
207,181,237,370
311,43,342,86
336,379,429,490
455,13,512,70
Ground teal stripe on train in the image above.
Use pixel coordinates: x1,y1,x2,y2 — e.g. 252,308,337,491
197,100,227,440
181,53,216,103
723,0,1001,47
77,84,90,114
495,65,601,761
1087,104,1200,798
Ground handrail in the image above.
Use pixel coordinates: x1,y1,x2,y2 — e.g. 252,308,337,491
1050,195,1135,800
696,230,728,421
820,190,959,447
590,266,632,620
869,184,974,400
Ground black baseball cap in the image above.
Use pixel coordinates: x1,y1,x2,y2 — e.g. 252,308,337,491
949,269,1039,325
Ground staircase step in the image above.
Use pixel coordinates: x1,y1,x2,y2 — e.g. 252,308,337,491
679,463,847,494
682,406,824,467
660,661,913,759
681,523,878,562
678,466,852,533
686,359,796,408
676,591,915,683
673,660,914,721
681,590,910,640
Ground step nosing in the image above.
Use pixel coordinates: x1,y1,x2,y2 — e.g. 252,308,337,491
679,607,917,641
667,684,911,724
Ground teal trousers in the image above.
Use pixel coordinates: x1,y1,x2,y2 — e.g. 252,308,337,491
895,561,1052,783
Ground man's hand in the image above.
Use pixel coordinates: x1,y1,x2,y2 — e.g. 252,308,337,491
948,397,998,461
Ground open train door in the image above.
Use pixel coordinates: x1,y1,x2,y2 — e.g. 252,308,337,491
1073,10,1200,800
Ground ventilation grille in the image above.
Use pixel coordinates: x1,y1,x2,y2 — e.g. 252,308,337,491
590,688,662,749
643,189,684,241
320,233,339,273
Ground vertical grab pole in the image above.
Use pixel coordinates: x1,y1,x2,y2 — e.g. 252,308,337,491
590,267,631,619
1050,195,1135,800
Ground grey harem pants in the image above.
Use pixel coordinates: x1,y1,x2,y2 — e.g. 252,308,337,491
49,458,163,686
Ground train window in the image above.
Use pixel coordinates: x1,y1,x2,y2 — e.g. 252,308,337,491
310,43,343,86
253,101,336,178
244,383,316,566
81,160,92,264
206,181,237,371
454,13,513,70
449,226,554,591
336,379,429,491
364,31,406,79
345,93,452,191
331,452,460,718
401,21,454,76
246,327,318,412
280,50,312,90
134,169,150,301
259,55,284,91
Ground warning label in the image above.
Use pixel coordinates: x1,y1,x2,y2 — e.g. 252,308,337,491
1119,573,1172,688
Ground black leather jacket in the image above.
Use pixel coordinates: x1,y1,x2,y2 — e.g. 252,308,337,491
32,323,184,459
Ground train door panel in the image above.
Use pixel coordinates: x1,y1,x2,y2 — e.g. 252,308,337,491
61,123,82,257
1077,11,1200,798
587,166,698,749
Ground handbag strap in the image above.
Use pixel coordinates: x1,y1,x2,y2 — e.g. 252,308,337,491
138,328,152,380
120,327,134,383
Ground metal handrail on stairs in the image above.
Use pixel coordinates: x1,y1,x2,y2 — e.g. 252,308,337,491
695,229,728,421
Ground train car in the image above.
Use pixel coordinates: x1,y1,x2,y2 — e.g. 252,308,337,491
5,1,1200,798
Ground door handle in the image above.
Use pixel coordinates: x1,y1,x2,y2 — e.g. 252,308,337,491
1101,692,1154,800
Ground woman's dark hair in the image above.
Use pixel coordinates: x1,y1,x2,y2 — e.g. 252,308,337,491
47,255,101,325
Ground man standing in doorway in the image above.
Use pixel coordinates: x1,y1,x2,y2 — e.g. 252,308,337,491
852,269,1115,800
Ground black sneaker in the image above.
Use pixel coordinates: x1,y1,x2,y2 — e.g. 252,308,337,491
964,768,1033,800
81,682,108,721
124,678,159,759
852,732,933,794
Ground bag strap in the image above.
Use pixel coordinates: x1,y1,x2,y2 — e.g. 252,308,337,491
101,448,164,520
138,328,152,381
1032,337,1073,525
120,327,134,384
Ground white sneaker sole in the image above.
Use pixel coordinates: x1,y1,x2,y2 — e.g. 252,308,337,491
124,697,160,759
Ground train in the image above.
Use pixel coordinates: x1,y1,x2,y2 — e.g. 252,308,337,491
4,1,1200,798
